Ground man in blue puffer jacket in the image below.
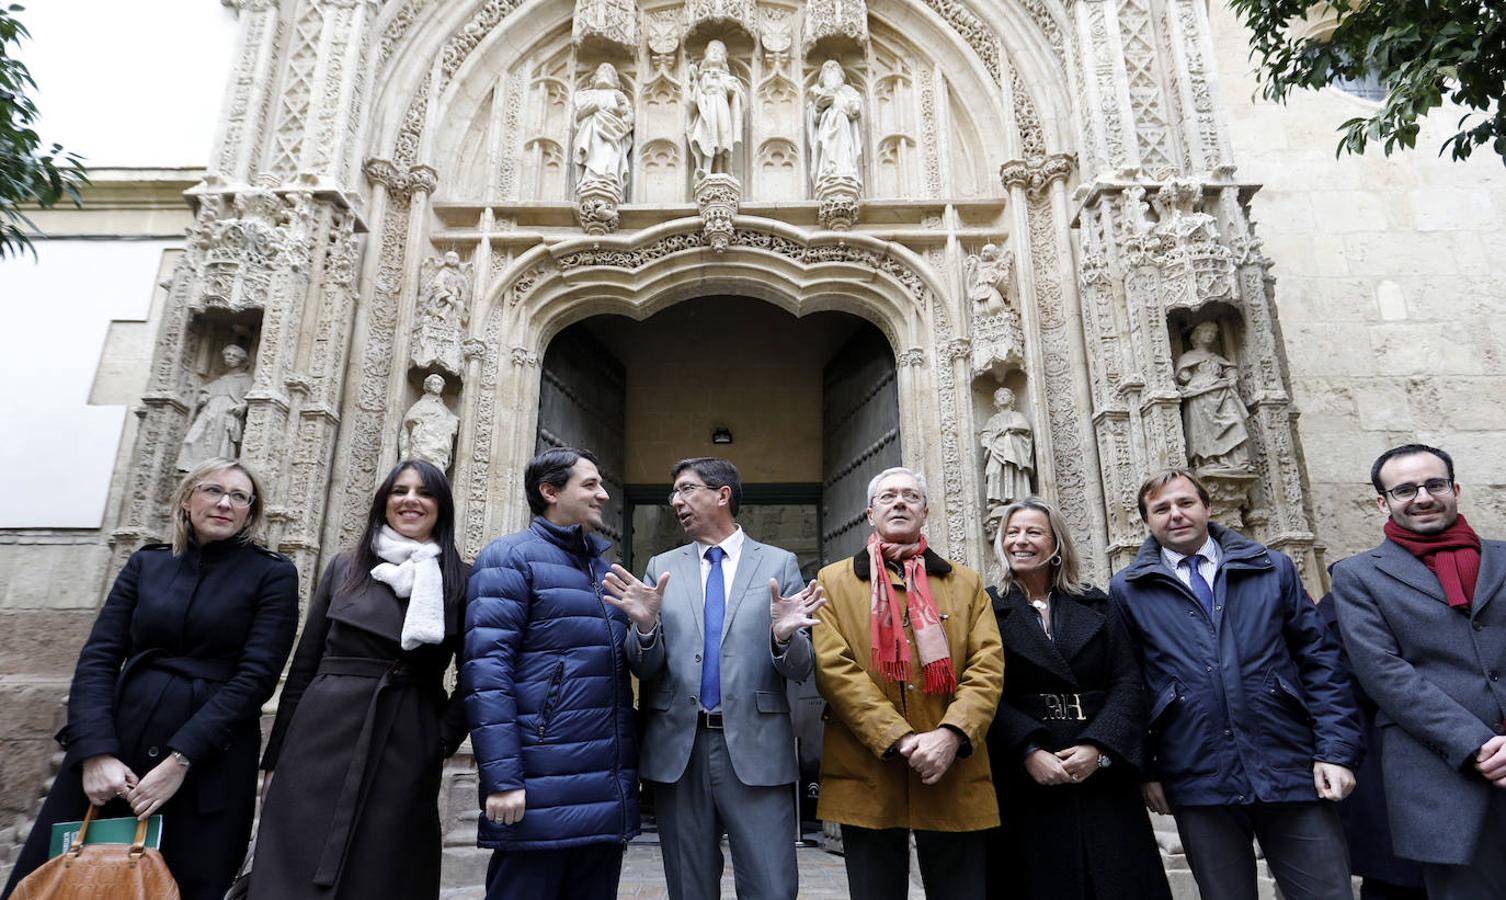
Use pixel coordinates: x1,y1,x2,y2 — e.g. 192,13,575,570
462,447,639,899
1109,468,1363,900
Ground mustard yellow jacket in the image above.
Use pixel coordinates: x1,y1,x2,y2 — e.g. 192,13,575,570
813,547,1004,831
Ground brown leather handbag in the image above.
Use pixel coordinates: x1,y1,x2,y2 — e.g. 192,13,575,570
10,807,181,900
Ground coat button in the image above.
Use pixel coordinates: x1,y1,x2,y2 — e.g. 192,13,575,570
694,654,702,662
1205,664,1213,672
1223,729,1232,737
147,746,160,758
906,684,915,691
1491,672,1501,682
1474,622,1485,631
689,696,698,705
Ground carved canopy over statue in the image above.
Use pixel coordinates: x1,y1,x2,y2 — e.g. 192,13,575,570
807,60,863,190
686,40,745,177
573,62,635,190
176,344,253,471
1175,321,1252,470
399,374,460,473
411,251,472,376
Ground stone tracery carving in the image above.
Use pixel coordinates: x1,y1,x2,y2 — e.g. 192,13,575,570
412,251,473,376
176,344,254,471
803,0,869,54
400,374,461,473
572,0,637,52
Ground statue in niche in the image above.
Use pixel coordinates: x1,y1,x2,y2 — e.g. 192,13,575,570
966,243,1022,373
411,251,471,376
399,374,460,473
980,386,1034,528
806,60,863,190
964,242,1014,315
1175,320,1252,470
686,40,745,177
176,344,254,471
573,62,634,190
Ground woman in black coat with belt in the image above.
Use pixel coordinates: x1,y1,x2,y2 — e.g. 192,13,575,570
249,459,468,900
984,497,1171,900
2,458,300,900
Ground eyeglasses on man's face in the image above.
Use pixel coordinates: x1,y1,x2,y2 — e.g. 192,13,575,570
196,483,255,508
1380,478,1453,502
668,483,718,503
872,489,925,507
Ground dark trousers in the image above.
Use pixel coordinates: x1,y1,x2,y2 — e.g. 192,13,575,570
483,842,624,900
1422,789,1506,900
840,824,985,900
1173,801,1351,900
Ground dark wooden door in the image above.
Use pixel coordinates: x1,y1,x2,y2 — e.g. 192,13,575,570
536,328,627,547
820,327,902,564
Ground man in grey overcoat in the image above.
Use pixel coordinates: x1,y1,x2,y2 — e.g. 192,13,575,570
1332,443,1506,899
603,457,825,899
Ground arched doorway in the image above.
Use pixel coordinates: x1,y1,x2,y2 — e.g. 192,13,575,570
535,295,900,834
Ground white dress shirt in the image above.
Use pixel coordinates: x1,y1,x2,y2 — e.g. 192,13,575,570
1162,535,1221,590
695,524,746,605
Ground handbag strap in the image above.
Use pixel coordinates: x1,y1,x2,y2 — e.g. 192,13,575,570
130,816,149,859
66,806,97,858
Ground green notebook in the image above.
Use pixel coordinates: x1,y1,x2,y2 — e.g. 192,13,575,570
49,815,163,858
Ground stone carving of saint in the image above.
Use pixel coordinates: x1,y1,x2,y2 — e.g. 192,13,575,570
980,387,1034,521
806,60,863,190
399,374,460,473
686,40,745,177
411,251,471,376
1175,320,1252,470
176,344,254,471
964,243,1013,315
573,62,634,189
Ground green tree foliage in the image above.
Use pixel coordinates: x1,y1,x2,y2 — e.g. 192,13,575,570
1229,0,1506,164
1,3,86,259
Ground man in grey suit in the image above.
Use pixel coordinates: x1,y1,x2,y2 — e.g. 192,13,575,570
1332,443,1506,900
603,457,825,899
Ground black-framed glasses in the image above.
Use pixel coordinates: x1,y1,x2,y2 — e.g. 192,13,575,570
1380,478,1453,502
667,483,717,503
196,483,255,508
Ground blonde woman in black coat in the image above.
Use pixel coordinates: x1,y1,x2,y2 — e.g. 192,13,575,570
984,497,1170,900
2,458,300,900
250,460,468,900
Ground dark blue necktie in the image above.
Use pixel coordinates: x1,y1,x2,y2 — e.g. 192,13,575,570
1182,554,1215,619
700,546,726,710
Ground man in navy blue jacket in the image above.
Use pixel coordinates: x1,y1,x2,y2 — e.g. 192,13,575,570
1109,468,1363,900
462,447,639,900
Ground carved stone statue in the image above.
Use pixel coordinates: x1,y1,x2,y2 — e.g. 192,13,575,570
686,40,745,177
1175,321,1252,470
574,63,634,189
176,344,253,471
980,386,1034,526
965,243,1013,315
807,60,863,190
967,243,1022,373
411,251,471,376
399,374,460,473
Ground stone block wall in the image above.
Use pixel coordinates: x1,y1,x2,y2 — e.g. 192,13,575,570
1210,0,1506,565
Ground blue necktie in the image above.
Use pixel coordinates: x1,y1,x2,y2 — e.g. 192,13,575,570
700,546,727,711
1182,554,1215,619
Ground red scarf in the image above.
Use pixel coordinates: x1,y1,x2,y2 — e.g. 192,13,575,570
867,533,956,695
1384,515,1482,610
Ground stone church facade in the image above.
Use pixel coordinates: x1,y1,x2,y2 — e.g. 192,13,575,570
3,0,1506,886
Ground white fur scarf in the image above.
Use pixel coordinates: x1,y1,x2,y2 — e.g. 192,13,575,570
370,525,446,651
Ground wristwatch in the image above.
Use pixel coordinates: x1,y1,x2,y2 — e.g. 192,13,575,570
1097,754,1110,769
171,751,192,769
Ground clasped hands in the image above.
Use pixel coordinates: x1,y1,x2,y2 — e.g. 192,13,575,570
894,728,961,785
1477,734,1506,787
1025,744,1098,787
602,565,826,643
82,752,187,820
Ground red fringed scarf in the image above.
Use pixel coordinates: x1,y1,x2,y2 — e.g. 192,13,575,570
1384,514,1482,611
867,533,956,695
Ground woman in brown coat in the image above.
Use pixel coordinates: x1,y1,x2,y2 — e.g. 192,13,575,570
813,466,1003,900
249,460,468,900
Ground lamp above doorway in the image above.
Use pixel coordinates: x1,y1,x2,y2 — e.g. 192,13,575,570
711,426,733,445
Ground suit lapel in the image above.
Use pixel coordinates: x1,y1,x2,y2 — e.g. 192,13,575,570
1373,540,1447,604
1049,596,1104,668
995,590,1078,688
1472,541,1506,616
672,545,705,641
721,540,765,639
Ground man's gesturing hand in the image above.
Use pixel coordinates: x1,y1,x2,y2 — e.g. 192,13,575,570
771,578,827,643
486,789,526,826
602,564,668,632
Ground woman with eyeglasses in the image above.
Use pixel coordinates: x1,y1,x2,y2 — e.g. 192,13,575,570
248,459,468,900
3,458,299,900
983,497,1170,900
